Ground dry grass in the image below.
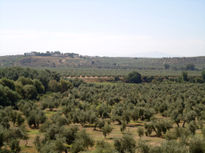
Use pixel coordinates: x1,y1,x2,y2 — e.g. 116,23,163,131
20,121,166,153
19,112,178,152
20,129,40,153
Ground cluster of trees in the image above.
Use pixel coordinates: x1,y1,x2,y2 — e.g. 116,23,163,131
1,67,205,153
125,71,142,83
0,67,75,107
0,67,60,89
35,125,94,153
164,63,196,71
18,101,46,129
0,107,28,152
24,51,80,58
0,77,44,106
124,70,205,84
144,119,172,137
137,128,205,153
39,79,205,147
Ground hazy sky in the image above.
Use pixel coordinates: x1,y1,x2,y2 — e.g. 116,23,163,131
0,0,205,57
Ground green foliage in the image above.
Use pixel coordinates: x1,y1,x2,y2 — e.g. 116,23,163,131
120,121,127,133
70,78,85,88
50,113,69,127
0,67,38,80
131,107,154,121
182,71,188,81
41,95,60,111
137,140,150,153
145,119,172,137
33,79,45,93
34,136,41,152
202,70,205,82
126,71,142,83
7,109,25,126
27,109,46,128
0,78,15,90
60,79,72,92
34,136,66,153
17,76,33,86
62,126,79,145
1,55,205,72
94,140,116,153
23,84,38,99
48,80,61,92
1,76,47,104
102,122,113,138
0,107,28,153
189,137,205,153
164,64,170,70
165,127,191,142
0,84,20,106
15,82,24,97
188,121,198,135
186,64,196,71
152,140,188,153
37,125,92,153
114,133,136,153
0,67,60,91
9,139,21,153
137,127,144,137
137,140,189,153
0,67,205,153
71,129,94,153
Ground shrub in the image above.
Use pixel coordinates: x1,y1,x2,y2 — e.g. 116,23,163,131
33,79,45,93
0,78,15,90
114,133,136,153
71,130,94,153
23,84,37,99
137,127,144,138
126,71,142,83
182,71,188,81
48,80,61,92
102,123,113,138
202,70,205,82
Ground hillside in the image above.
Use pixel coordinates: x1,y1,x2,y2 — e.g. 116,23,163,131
0,53,205,71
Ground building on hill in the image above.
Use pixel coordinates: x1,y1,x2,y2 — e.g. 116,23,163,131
24,52,37,56
64,53,79,58
24,51,80,58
